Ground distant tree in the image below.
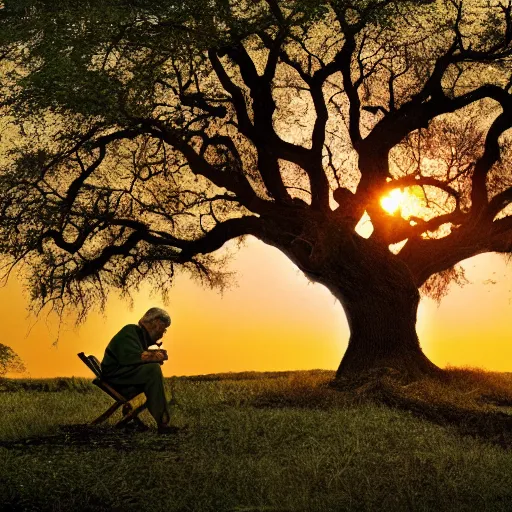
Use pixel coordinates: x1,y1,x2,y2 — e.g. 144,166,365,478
0,344,26,377
0,0,511,380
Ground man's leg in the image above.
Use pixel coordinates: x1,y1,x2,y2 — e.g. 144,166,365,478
106,363,169,427
138,363,170,427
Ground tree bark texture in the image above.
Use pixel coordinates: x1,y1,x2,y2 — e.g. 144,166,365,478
278,218,441,381
335,289,439,380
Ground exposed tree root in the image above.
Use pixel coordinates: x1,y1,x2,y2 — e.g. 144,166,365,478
331,368,512,449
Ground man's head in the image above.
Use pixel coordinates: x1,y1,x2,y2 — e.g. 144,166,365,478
138,307,171,343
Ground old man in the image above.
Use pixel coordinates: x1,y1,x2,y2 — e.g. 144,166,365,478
101,307,174,434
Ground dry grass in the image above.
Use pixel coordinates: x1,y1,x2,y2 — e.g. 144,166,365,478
2,369,512,510
329,366,512,448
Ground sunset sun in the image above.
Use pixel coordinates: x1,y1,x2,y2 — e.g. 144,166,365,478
380,186,426,219
380,188,404,215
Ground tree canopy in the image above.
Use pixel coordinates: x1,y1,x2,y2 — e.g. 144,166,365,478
0,0,511,376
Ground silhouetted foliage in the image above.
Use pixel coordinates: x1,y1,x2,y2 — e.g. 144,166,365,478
0,344,25,376
0,0,511,378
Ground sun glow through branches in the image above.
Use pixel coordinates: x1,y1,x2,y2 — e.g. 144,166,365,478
380,189,403,214
380,186,426,219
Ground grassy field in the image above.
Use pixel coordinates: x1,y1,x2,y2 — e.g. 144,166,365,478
1,369,512,511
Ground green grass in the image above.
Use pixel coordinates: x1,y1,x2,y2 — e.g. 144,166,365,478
1,370,512,511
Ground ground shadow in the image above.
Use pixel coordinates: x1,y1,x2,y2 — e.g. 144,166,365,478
0,424,187,452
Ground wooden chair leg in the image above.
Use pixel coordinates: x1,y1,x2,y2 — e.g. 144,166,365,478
115,402,148,428
91,401,124,425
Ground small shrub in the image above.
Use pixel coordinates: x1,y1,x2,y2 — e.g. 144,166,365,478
0,344,25,377
0,377,96,393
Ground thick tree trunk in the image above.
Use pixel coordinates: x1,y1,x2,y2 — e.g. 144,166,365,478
334,288,440,380
306,236,441,381
270,213,442,382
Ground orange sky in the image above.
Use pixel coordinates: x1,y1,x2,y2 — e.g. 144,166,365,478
2,236,511,378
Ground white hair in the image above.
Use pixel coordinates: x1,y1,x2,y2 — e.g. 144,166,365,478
139,307,171,326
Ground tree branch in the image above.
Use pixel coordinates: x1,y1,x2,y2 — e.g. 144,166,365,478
487,186,512,220
137,118,269,214
176,216,264,261
471,110,512,217
489,215,512,252
208,49,255,138
208,45,291,202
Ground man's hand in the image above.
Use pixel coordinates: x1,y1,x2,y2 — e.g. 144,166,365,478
141,349,168,363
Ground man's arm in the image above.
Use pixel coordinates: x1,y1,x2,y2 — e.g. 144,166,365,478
102,325,155,368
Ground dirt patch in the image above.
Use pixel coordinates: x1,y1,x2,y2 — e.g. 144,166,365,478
0,424,187,452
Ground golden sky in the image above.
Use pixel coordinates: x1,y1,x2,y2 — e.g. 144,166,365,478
2,236,511,378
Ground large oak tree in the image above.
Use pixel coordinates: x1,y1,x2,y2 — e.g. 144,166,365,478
0,0,511,379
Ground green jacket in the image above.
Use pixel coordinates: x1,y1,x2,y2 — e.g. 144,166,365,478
101,324,153,376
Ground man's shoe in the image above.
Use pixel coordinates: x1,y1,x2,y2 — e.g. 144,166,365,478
157,424,180,435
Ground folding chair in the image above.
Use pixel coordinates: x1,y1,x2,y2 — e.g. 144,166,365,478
77,352,148,428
